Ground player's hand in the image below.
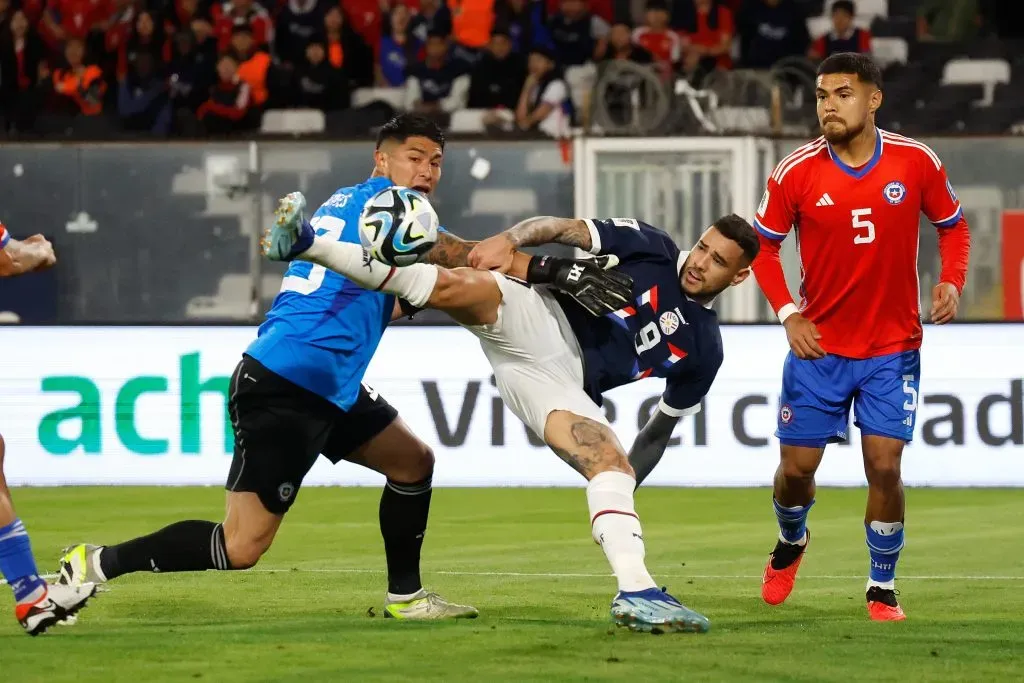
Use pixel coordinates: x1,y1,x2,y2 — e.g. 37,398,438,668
930,282,959,324
783,313,826,360
527,254,634,316
467,234,516,273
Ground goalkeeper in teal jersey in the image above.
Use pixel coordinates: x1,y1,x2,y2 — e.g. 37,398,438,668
58,115,487,619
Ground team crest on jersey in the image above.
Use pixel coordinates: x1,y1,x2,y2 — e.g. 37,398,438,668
658,311,681,336
780,404,793,424
883,181,907,205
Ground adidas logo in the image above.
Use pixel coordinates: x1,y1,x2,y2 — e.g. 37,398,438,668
815,193,835,207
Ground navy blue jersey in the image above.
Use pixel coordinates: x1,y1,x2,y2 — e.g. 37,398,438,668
245,176,396,410
554,218,724,416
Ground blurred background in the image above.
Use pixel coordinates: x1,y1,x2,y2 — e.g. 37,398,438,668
0,0,1022,324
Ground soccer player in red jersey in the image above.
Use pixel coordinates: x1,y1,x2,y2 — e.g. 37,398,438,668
0,224,98,635
750,53,971,621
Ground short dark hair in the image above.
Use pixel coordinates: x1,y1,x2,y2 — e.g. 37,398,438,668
831,0,855,15
645,0,670,12
712,214,759,265
375,114,446,151
817,52,882,88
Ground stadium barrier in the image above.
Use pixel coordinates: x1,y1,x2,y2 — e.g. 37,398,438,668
1,324,1021,488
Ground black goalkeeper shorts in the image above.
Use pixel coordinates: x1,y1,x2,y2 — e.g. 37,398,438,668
224,354,398,514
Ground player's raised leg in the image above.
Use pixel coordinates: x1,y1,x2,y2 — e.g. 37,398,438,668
853,350,919,621
763,352,852,606
0,434,97,635
324,401,477,619
542,411,709,633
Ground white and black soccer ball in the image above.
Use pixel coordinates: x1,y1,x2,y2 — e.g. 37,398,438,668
359,187,439,267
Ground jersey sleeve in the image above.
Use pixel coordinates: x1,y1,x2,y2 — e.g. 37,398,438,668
0,223,9,249
753,174,796,242
582,218,677,260
920,155,963,228
660,356,721,417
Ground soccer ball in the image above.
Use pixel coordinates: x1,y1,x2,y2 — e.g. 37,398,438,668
359,187,439,267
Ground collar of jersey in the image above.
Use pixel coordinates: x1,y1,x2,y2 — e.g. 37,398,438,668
677,251,714,309
826,127,883,179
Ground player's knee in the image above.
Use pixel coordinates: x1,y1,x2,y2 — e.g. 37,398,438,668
224,530,272,569
779,457,816,483
429,268,468,309
0,433,5,466
864,455,901,487
388,441,435,483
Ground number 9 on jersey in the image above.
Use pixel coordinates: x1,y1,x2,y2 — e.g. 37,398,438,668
359,187,439,267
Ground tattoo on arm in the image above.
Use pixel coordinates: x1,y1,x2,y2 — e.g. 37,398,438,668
424,232,479,268
505,216,593,250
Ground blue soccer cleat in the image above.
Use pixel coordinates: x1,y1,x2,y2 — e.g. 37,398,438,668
610,587,710,634
262,192,314,261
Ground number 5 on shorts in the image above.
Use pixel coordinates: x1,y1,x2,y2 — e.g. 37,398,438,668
901,374,918,412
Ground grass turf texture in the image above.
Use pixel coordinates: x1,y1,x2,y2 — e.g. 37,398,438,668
2,487,1022,682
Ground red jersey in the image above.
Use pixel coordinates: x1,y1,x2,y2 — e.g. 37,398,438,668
751,129,971,359
631,27,682,64
0,223,9,249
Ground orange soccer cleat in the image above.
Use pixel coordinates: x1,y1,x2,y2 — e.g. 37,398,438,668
866,586,906,621
761,532,809,606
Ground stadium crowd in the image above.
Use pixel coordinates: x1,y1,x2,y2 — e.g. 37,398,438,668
0,0,1016,137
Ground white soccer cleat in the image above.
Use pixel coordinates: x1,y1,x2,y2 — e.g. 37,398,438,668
382,590,479,620
16,582,98,636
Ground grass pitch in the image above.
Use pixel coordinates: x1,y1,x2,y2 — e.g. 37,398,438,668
1,487,1022,682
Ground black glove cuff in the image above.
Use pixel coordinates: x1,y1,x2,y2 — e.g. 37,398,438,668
398,298,424,319
526,255,563,284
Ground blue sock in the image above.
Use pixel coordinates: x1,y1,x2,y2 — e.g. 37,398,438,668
773,498,814,544
866,521,904,586
0,519,45,602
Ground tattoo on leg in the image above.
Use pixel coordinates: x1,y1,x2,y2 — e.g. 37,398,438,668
424,233,478,268
550,419,613,477
570,420,609,449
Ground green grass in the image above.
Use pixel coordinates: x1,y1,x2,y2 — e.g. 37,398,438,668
2,487,1023,682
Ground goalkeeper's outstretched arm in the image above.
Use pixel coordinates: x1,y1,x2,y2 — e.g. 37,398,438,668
627,408,681,488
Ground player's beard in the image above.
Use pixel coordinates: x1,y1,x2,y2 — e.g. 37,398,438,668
821,116,866,145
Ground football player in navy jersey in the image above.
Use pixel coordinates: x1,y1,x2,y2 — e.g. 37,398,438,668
266,202,758,634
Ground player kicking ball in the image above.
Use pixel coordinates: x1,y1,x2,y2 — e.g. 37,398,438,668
750,53,970,620
0,223,98,635
264,191,759,633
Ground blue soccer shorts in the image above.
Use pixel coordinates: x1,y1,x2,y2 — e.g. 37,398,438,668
776,349,921,447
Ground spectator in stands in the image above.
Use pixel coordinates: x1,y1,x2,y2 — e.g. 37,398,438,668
674,0,734,71
736,0,809,69
50,37,106,116
168,29,213,124
165,0,205,36
197,52,254,133
917,0,980,42
547,0,608,66
403,29,470,116
808,0,869,61
602,19,651,63
0,0,10,29
493,0,545,53
343,0,383,53
468,27,525,117
213,0,273,51
276,0,326,67
118,10,170,81
103,0,138,67
515,43,570,136
631,0,681,75
377,3,421,86
0,9,47,133
322,5,374,88
293,37,350,110
545,0,611,24
118,51,172,135
187,9,218,62
411,0,452,43
40,0,108,52
448,0,495,63
230,23,270,109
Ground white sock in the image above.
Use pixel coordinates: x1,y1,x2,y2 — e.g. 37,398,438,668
778,530,808,546
866,579,896,591
387,588,427,602
90,548,108,582
302,237,439,307
586,471,657,593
